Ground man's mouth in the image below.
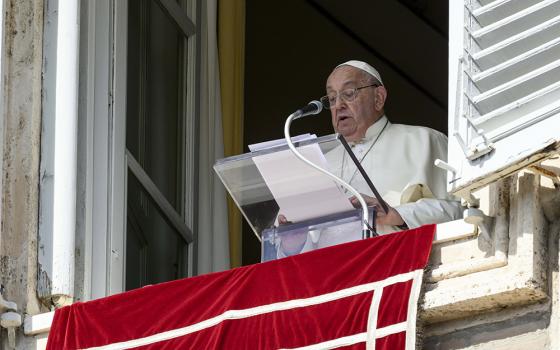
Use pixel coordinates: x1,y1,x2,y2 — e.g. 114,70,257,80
338,116,351,123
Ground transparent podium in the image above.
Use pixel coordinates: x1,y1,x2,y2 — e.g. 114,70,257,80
214,134,378,262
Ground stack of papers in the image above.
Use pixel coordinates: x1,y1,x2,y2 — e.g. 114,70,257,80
250,135,354,223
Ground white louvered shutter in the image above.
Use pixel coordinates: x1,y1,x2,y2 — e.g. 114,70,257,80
448,0,560,197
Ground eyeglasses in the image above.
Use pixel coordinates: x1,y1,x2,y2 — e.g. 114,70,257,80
320,84,380,109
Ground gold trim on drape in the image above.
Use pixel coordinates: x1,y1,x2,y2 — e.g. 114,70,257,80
218,0,245,268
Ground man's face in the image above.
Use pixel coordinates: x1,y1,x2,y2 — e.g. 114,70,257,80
326,66,384,142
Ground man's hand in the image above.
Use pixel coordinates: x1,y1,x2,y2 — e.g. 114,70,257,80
349,194,406,227
277,214,307,255
278,214,291,225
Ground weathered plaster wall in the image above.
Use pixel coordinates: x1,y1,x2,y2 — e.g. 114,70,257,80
422,225,559,350
0,0,47,348
422,164,560,349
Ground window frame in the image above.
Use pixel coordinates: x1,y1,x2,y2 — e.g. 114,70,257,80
81,0,200,299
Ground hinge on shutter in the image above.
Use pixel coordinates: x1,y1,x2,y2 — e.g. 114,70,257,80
455,113,495,161
452,48,494,162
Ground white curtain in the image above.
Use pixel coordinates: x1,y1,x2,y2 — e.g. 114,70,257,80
197,0,231,274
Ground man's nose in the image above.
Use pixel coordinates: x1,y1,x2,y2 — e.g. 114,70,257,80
333,96,346,109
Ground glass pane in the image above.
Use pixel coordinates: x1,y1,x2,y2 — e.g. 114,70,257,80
214,135,375,240
126,170,188,291
126,0,187,212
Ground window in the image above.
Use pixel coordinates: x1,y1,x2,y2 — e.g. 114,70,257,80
124,0,195,290
82,0,199,299
448,0,560,198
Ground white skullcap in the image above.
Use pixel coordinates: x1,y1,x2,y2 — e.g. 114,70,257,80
335,60,383,85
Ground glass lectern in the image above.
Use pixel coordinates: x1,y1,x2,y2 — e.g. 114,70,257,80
213,134,377,262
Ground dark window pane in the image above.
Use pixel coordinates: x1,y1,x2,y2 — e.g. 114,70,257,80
126,170,189,291
126,0,187,212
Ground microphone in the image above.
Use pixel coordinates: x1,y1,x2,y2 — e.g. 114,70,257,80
293,100,323,119
284,99,372,238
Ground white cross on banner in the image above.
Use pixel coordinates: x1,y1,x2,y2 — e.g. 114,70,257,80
46,225,436,350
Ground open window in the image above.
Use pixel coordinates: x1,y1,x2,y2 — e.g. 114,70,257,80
448,0,560,199
77,0,199,299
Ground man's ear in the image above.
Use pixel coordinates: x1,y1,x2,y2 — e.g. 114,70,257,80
374,86,387,112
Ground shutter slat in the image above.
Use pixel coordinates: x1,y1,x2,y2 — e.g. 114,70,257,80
473,0,542,26
472,37,560,91
473,81,560,126
472,15,560,70
478,0,498,6
472,0,558,48
472,59,560,111
483,97,560,141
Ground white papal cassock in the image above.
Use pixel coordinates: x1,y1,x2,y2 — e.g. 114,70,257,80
279,115,462,256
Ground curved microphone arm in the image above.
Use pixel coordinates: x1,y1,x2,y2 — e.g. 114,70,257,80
284,109,372,239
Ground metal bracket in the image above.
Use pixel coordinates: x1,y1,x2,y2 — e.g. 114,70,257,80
454,113,495,161
1,312,22,349
435,159,457,175
0,293,21,349
0,294,17,314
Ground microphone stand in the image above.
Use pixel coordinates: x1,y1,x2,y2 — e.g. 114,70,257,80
337,135,389,216
284,105,373,239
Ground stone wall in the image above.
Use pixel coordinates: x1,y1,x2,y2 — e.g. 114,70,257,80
421,160,560,349
0,0,48,348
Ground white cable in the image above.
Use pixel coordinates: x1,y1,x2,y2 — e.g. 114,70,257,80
284,112,371,237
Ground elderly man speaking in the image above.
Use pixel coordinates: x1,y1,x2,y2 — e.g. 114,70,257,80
323,60,462,229
280,60,462,255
